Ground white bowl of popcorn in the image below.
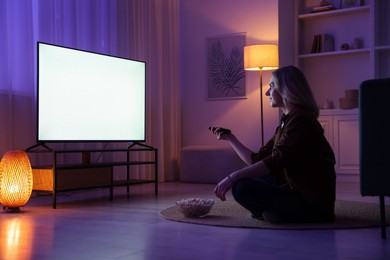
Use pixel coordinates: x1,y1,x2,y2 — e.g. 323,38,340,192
176,198,215,218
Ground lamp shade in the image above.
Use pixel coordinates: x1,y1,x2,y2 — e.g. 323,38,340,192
244,44,279,71
0,151,33,211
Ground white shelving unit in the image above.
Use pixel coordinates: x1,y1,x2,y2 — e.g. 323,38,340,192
318,109,359,175
278,0,390,175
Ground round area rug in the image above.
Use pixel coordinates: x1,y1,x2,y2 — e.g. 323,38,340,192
160,200,390,230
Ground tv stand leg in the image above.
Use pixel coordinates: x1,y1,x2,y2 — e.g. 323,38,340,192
53,191,57,209
82,152,91,165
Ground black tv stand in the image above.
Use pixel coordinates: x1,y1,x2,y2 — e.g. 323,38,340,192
128,141,155,149
26,142,53,151
26,143,158,208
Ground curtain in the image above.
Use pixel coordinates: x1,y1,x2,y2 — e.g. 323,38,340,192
0,0,180,181
0,1,35,153
117,0,181,181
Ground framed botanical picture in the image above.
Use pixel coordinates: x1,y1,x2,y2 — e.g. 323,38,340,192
207,33,246,100
342,0,361,8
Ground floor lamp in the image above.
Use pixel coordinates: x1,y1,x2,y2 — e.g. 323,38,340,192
244,44,279,146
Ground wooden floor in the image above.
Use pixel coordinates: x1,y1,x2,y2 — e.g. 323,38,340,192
0,180,389,260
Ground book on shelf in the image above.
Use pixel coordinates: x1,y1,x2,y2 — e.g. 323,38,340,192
311,34,334,53
311,34,322,53
311,35,317,53
323,34,335,52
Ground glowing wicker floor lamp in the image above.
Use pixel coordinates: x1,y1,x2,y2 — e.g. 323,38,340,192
244,44,279,146
0,150,33,212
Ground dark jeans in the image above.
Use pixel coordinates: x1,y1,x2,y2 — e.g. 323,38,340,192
231,176,324,223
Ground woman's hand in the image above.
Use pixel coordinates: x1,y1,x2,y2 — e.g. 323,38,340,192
214,175,234,201
211,127,232,140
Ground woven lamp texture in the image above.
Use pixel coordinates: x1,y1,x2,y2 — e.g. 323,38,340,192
0,150,33,209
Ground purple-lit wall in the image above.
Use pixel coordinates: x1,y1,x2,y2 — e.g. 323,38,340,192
180,0,279,151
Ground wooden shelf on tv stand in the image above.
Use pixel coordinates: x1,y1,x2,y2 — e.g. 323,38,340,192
26,143,158,209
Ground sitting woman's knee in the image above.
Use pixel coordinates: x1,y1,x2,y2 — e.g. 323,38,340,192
232,179,252,200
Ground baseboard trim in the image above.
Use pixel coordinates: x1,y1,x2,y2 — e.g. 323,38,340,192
337,174,360,183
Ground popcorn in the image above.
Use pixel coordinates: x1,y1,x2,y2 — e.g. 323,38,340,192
176,198,214,218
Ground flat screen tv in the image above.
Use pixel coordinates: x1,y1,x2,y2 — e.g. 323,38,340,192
37,42,146,142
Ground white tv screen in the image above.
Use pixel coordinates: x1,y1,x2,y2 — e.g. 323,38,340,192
37,42,146,142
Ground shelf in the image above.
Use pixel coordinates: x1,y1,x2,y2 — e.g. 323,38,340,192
50,161,156,170
298,6,370,20
113,179,155,186
279,0,389,175
298,48,370,59
375,45,390,51
320,108,358,116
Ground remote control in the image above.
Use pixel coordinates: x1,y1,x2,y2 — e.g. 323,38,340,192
208,126,231,134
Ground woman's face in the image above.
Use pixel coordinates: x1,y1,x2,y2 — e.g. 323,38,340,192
265,76,284,108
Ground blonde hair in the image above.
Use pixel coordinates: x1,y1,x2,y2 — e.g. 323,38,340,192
272,65,319,118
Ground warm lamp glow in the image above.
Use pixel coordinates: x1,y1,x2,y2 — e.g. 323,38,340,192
243,44,279,146
0,151,33,212
244,44,279,71
1,218,34,259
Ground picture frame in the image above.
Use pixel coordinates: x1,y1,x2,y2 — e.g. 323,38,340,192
342,0,361,8
207,32,246,100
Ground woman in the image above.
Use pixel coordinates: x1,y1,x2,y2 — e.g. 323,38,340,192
212,65,336,223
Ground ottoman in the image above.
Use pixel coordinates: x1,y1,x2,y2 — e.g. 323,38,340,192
180,146,246,184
